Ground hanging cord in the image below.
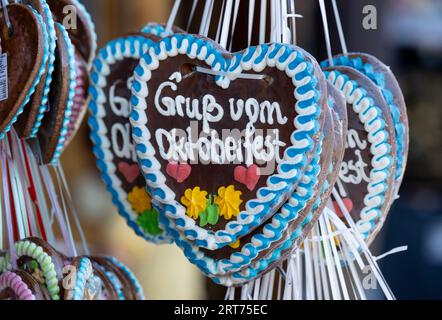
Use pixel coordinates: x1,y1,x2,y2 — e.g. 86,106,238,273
228,0,241,51
258,0,267,44
1,141,16,268
54,165,90,255
166,0,181,32
215,0,226,44
318,0,334,66
331,0,348,55
219,0,234,49
0,0,13,37
186,0,199,32
248,0,256,46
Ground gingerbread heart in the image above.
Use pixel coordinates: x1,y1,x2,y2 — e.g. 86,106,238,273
88,33,172,244
15,0,56,139
64,51,89,148
0,4,46,139
0,270,51,300
47,0,97,67
324,66,397,244
35,22,76,165
131,34,326,250
322,53,409,194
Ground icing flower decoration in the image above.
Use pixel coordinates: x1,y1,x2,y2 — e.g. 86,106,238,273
128,186,152,214
214,185,243,220
136,208,163,236
181,187,208,220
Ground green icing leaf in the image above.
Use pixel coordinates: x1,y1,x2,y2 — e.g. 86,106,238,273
199,211,208,227
137,209,163,236
206,205,219,225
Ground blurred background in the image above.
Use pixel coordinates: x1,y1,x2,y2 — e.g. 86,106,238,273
62,0,442,299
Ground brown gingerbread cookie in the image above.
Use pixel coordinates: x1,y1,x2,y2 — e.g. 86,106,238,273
324,65,397,245
47,0,96,67
0,270,51,300
15,0,56,139
0,3,45,139
34,22,76,165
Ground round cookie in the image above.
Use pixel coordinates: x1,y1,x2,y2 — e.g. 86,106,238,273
15,0,56,139
324,66,397,244
88,33,172,244
35,22,76,165
0,3,46,139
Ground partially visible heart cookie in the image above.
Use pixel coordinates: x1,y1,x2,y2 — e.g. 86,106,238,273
88,32,172,244
64,51,89,148
35,22,76,165
15,0,56,139
0,3,46,139
324,66,397,244
47,0,97,67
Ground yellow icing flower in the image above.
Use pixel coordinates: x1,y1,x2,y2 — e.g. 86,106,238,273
229,239,241,249
181,187,208,220
214,185,243,220
128,186,152,214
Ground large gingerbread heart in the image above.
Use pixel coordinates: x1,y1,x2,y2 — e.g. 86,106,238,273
89,33,172,244
130,34,326,250
0,4,46,139
325,66,397,244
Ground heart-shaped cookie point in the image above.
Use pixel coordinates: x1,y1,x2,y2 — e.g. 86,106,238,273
234,164,261,191
166,162,192,183
333,198,354,218
130,34,325,249
0,4,45,139
118,162,141,184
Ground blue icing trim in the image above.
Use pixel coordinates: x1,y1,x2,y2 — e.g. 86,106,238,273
50,23,77,165
0,8,49,140
72,0,97,65
141,23,174,38
29,0,57,137
130,34,323,250
87,34,172,244
321,55,406,184
107,257,144,299
324,69,393,238
105,270,125,300
72,257,92,300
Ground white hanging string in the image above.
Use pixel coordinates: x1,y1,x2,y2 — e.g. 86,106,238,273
166,0,181,32
318,0,334,66
280,0,289,44
228,0,241,51
259,0,267,44
203,0,216,37
186,0,199,31
199,0,213,35
215,0,227,44
331,0,348,55
219,0,234,49
248,0,256,46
